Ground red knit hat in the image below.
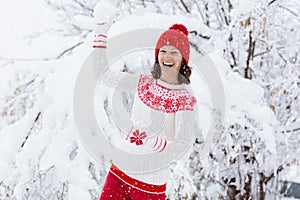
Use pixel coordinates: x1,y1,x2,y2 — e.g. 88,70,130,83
155,24,190,64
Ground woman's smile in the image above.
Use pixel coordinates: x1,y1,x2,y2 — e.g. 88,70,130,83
162,62,175,67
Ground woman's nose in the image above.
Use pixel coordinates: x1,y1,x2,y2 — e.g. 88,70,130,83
163,52,172,59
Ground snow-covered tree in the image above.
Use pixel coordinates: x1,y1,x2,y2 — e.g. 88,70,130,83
0,0,299,199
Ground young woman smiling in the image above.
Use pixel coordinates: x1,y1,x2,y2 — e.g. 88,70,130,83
95,23,197,200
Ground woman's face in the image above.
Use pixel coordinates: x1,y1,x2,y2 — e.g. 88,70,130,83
158,45,183,75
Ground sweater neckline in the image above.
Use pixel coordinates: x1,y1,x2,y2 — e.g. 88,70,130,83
156,78,185,90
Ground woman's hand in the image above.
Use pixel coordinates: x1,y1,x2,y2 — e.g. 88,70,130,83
127,128,167,152
92,1,116,48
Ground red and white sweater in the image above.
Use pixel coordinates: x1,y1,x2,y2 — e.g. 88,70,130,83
102,70,197,185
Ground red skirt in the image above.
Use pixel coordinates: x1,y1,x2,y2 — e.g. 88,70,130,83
100,164,167,200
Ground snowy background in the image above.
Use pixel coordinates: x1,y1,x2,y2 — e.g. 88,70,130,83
0,0,299,199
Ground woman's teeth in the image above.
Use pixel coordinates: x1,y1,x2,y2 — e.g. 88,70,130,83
163,62,174,67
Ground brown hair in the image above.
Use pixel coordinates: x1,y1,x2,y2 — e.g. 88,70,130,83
151,58,192,84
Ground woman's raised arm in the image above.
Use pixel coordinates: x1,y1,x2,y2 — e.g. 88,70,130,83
93,21,139,92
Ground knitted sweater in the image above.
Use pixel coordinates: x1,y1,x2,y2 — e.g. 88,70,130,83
102,70,197,185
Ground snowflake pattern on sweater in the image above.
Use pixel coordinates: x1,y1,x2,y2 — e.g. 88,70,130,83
102,70,198,184
138,75,197,113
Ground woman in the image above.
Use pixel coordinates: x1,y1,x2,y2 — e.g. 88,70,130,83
95,23,197,200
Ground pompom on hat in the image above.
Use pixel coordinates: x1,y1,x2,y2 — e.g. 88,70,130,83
155,24,190,64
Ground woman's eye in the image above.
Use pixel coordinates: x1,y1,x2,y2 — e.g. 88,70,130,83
160,50,166,53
